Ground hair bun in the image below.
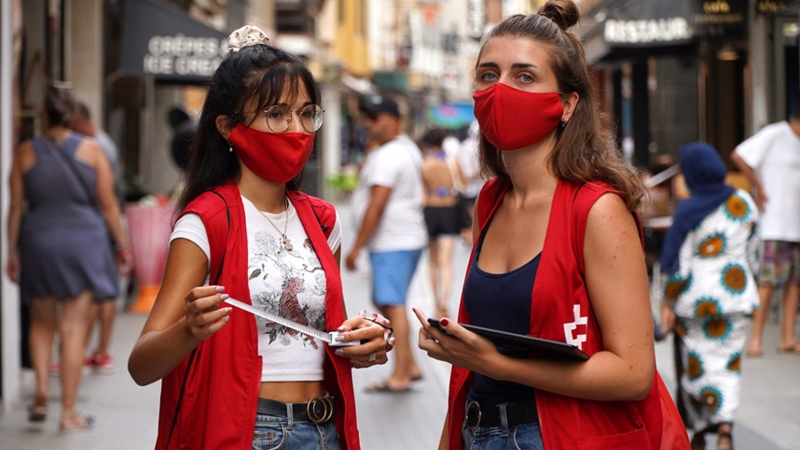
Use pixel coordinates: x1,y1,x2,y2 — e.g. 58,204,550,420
540,0,579,31
227,25,271,53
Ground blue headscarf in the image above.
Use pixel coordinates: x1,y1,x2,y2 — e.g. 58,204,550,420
659,142,734,275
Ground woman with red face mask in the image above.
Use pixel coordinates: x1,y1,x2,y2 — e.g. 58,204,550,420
128,26,391,450
413,1,689,449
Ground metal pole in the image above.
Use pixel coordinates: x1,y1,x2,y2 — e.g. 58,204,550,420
0,0,22,412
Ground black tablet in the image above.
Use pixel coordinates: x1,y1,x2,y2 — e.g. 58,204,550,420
427,318,589,361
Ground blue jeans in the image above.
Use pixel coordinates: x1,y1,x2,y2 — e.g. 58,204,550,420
252,413,339,450
462,422,544,450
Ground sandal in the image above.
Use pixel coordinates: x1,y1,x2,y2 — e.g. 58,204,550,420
777,342,800,354
59,413,95,432
745,344,763,357
28,398,47,423
717,431,733,450
364,381,411,393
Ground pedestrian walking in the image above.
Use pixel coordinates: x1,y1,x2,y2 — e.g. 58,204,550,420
127,26,391,450
6,85,130,430
413,1,688,448
660,142,760,450
731,102,800,357
71,101,126,373
419,127,463,319
454,121,484,243
346,95,427,393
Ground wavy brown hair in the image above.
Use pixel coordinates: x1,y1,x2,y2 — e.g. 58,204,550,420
476,0,644,211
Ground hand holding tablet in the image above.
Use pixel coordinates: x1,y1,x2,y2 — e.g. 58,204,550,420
426,318,588,361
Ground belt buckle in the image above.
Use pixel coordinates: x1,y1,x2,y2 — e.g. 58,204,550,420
464,400,481,431
306,396,335,424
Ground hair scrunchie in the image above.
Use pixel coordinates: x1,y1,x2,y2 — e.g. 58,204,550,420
227,25,271,53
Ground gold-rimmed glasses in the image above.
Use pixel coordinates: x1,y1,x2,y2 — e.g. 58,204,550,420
250,104,325,133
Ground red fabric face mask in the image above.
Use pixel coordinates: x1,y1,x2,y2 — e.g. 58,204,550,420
228,123,315,184
472,83,564,151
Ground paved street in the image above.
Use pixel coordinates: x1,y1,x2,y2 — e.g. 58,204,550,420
1,202,799,449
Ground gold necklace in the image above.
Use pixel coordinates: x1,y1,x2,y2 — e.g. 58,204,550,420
259,197,293,251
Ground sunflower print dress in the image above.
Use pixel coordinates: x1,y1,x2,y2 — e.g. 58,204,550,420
662,189,760,430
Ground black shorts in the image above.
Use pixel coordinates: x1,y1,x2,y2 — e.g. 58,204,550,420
424,206,463,240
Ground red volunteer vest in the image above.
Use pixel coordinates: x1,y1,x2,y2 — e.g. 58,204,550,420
155,182,360,450
447,177,682,449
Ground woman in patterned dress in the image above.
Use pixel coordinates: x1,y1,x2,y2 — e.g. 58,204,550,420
660,142,760,450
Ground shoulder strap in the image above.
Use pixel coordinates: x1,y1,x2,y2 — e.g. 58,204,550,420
46,135,96,205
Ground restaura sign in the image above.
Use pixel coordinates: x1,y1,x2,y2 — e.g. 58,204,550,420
604,17,692,44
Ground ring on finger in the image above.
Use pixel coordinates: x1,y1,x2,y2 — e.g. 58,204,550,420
368,352,377,362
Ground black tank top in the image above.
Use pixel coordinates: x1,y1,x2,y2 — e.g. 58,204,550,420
464,217,539,405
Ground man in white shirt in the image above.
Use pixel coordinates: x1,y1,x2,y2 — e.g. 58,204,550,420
731,103,800,356
347,95,427,392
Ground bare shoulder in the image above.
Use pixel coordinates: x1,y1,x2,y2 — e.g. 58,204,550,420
74,137,103,166
585,193,639,248
14,140,37,172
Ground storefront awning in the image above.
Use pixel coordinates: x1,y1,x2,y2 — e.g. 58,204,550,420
583,0,748,62
119,0,228,83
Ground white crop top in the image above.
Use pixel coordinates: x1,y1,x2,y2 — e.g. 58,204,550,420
169,196,342,382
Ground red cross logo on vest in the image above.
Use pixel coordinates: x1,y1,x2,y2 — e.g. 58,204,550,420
563,304,588,350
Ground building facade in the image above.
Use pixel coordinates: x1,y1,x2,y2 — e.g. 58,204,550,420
578,0,799,168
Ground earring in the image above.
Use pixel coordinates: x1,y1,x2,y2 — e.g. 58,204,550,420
228,142,233,152
561,118,568,128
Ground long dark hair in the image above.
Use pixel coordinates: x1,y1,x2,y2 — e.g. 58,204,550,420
476,0,645,211
178,44,321,212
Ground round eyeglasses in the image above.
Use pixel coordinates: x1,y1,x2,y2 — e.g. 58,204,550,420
259,104,325,133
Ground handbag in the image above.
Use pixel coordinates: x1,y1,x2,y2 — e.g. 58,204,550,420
46,136,120,252
446,156,473,229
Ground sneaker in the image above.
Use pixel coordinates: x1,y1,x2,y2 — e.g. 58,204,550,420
89,352,114,374
49,359,92,377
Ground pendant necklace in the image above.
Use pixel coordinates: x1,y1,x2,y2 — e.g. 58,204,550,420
259,197,293,251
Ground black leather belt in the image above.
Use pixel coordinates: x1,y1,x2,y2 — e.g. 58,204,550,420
257,396,336,424
464,400,539,430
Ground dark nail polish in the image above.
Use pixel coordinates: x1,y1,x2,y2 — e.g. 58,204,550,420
440,318,450,327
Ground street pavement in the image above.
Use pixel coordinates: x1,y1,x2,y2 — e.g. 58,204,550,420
1,201,799,449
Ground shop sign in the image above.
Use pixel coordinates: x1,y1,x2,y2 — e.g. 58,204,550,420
689,0,746,27
599,0,695,48
143,34,227,78
756,0,788,14
120,0,228,83
604,17,692,44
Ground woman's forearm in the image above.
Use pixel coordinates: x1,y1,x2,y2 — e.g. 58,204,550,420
100,203,127,250
128,316,201,386
488,349,655,402
7,203,22,256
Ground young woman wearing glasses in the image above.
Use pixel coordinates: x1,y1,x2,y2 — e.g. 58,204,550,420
413,1,688,449
128,26,390,450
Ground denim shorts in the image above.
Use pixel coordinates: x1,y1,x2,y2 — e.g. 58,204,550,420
369,249,422,306
252,413,339,450
462,422,544,450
